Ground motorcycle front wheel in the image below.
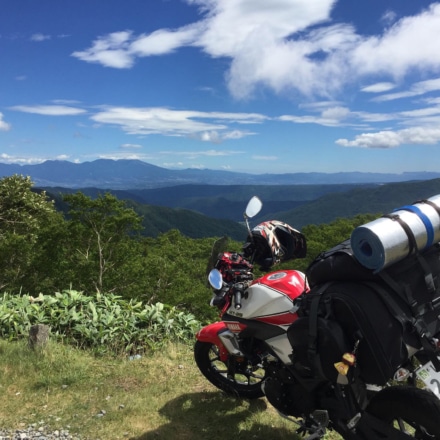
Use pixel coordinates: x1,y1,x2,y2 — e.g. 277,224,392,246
194,340,265,399
366,386,440,439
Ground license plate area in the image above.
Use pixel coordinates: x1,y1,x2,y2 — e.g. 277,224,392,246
416,361,440,398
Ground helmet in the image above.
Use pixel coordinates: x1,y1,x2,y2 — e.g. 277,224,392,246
243,220,307,268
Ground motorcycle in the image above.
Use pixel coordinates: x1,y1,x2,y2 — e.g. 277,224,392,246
194,196,440,439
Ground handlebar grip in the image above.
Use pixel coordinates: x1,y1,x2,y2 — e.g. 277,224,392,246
235,290,242,309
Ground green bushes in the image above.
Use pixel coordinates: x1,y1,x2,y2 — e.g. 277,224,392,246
0,290,200,355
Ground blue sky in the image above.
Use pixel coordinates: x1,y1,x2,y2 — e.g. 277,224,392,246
1,0,440,174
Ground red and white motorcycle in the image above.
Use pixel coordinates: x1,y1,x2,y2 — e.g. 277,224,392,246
194,196,440,439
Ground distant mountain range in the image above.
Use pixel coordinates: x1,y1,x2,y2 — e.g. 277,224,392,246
2,159,440,189
45,178,440,232
3,159,440,239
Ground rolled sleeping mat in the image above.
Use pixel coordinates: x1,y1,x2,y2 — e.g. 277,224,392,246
350,195,440,271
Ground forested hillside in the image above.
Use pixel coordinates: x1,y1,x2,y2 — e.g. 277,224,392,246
268,178,440,229
114,183,371,220
45,187,247,240
43,183,374,222
42,178,440,230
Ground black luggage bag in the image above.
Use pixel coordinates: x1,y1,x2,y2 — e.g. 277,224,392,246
288,240,440,386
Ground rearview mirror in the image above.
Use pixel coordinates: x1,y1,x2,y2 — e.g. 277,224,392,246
245,196,262,219
208,269,223,290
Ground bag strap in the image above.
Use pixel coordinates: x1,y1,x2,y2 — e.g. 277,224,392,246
378,251,438,314
416,253,437,293
417,199,440,217
363,281,440,371
382,213,419,255
307,282,333,376
399,204,435,249
377,270,417,309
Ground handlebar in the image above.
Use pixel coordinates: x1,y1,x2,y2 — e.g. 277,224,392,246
233,282,246,310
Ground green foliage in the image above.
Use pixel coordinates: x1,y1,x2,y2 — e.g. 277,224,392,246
0,290,200,355
0,175,56,235
0,175,67,293
63,192,144,293
140,230,235,321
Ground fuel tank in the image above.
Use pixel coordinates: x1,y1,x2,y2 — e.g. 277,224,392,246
227,270,307,325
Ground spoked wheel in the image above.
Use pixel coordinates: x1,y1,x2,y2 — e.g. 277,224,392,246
366,386,440,439
194,340,265,399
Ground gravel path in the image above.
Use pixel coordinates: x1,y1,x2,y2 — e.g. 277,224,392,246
0,425,84,440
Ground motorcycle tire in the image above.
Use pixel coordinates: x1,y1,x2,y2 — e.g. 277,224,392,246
194,340,265,399
366,386,440,439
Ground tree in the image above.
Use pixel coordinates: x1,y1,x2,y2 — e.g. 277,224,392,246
140,230,235,321
0,175,66,292
63,192,144,293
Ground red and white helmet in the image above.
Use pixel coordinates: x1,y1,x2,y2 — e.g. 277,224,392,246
243,220,307,268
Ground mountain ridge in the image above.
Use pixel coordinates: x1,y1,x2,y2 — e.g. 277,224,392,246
2,159,440,189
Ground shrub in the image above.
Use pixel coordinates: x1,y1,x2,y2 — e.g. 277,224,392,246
0,290,200,355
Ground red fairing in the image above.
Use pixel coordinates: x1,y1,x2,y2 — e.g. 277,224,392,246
196,321,227,343
254,270,307,300
196,321,229,361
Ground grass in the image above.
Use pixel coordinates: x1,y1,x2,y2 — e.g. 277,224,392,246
0,339,342,440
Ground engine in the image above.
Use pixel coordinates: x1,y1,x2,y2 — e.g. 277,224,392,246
262,363,316,417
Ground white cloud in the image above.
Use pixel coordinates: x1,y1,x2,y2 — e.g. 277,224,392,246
198,131,221,143
352,4,440,79
71,1,440,101
192,129,256,142
30,33,51,42
222,2,440,99
4,101,261,143
361,82,396,93
191,0,335,57
159,149,243,158
372,77,440,102
120,143,142,149
336,127,440,149
130,25,200,56
280,106,351,127
72,26,200,68
10,105,87,116
353,111,395,123
399,107,440,119
380,9,398,28
0,113,11,131
90,106,264,141
223,130,254,140
97,152,153,161
91,106,224,135
163,162,185,168
0,153,45,164
72,31,135,68
281,98,440,131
